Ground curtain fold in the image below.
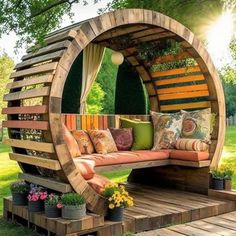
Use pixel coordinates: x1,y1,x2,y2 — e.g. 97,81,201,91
80,43,105,114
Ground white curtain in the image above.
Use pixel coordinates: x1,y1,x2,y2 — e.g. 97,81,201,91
80,43,105,114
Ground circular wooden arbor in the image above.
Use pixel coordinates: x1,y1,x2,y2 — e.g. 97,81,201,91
3,9,225,214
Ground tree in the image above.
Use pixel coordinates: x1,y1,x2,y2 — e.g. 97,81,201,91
0,0,98,47
0,53,14,121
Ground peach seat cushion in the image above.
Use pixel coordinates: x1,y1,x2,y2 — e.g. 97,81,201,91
170,150,209,161
78,150,169,166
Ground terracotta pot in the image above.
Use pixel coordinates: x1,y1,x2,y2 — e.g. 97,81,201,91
12,193,28,206
106,207,124,222
62,204,86,220
224,179,232,191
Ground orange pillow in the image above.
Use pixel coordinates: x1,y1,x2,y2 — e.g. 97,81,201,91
88,129,118,154
76,160,95,180
176,138,209,152
87,174,111,194
62,123,81,157
72,130,94,154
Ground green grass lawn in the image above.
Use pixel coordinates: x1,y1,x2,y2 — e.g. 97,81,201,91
0,126,235,235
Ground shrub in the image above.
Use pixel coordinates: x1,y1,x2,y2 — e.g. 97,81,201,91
10,181,30,194
210,168,224,180
61,193,85,206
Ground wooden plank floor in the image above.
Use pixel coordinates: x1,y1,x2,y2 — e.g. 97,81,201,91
136,211,236,235
123,184,236,233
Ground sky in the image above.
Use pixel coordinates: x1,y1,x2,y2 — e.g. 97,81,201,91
0,0,111,63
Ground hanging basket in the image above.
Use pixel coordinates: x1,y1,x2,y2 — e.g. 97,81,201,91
106,207,124,222
12,193,28,206
28,199,44,212
45,205,61,218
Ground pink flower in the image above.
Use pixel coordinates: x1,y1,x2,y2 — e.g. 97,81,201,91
56,203,62,209
39,191,47,200
31,194,39,201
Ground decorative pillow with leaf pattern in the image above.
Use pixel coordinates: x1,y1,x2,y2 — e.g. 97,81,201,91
181,108,211,142
151,111,183,150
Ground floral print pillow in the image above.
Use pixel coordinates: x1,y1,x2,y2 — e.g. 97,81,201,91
88,129,118,154
151,111,183,150
181,108,211,142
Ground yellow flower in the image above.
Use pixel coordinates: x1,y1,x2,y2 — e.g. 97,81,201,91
109,204,115,209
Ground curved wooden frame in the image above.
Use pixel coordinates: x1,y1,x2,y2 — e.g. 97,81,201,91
3,9,225,214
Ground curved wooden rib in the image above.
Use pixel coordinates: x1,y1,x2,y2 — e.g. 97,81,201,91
3,9,225,215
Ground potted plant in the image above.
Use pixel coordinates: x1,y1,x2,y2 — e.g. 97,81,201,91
222,166,234,191
10,181,30,206
210,168,224,190
27,185,47,212
45,193,62,218
61,193,86,220
102,183,133,222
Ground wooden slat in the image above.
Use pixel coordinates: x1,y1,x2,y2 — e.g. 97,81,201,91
133,32,175,44
15,50,64,69
19,173,72,193
2,120,49,130
160,101,211,111
130,28,166,39
3,139,54,153
158,90,209,101
157,84,208,95
170,159,211,168
155,74,205,86
9,153,61,170
3,87,50,101
6,74,53,89
151,66,201,78
22,40,71,60
95,160,169,173
2,105,48,114
10,62,58,79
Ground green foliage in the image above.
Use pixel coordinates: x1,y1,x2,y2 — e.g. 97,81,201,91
210,168,224,180
45,193,61,206
61,193,85,206
87,82,105,114
96,49,118,114
10,181,29,194
0,53,14,121
0,0,99,47
222,166,234,180
122,232,134,236
115,60,148,114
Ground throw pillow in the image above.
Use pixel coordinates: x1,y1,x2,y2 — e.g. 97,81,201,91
62,123,81,157
120,118,153,150
181,108,211,142
88,129,118,154
72,130,94,154
75,160,95,180
87,174,111,194
175,138,209,152
109,128,133,151
151,111,183,150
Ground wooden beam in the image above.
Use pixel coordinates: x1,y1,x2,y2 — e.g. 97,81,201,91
9,153,61,170
208,189,236,202
3,87,50,101
2,105,48,114
6,74,53,89
170,159,211,167
160,101,211,111
10,62,58,79
19,173,72,193
3,139,54,153
2,120,49,130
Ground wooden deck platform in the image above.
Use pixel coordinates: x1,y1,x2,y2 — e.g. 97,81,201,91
136,211,236,235
3,185,236,236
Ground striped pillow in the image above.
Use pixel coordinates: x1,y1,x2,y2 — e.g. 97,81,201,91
175,138,209,152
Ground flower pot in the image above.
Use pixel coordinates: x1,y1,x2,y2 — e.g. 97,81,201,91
62,204,86,220
45,205,61,218
212,178,224,190
12,193,28,206
106,207,124,222
224,179,232,191
28,199,44,212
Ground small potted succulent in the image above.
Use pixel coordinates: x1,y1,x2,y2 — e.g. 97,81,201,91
61,193,86,220
102,183,134,222
210,168,224,190
27,185,47,212
45,193,62,218
10,181,30,206
222,166,234,191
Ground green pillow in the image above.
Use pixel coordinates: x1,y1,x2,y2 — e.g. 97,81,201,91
120,118,153,150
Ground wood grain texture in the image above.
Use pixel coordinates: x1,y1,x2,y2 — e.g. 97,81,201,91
2,120,49,130
2,105,48,114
